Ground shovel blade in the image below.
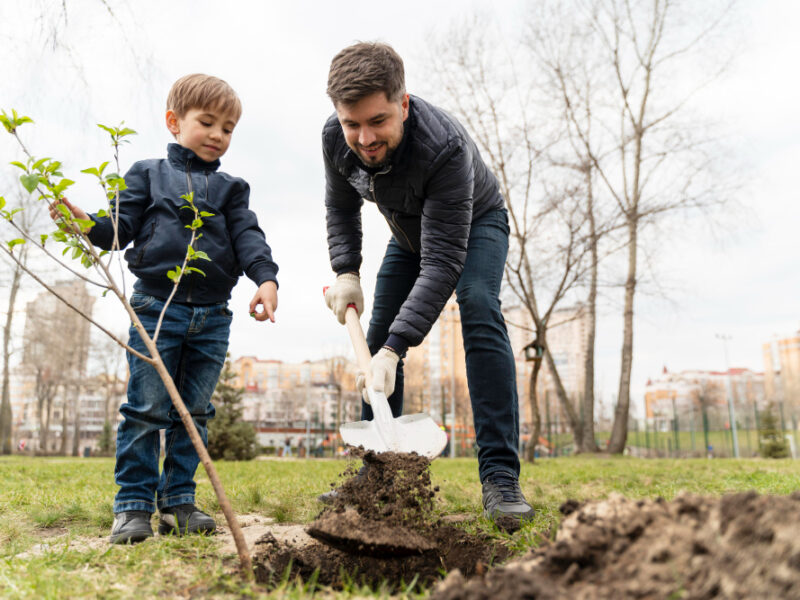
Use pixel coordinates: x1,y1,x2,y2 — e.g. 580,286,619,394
340,412,448,459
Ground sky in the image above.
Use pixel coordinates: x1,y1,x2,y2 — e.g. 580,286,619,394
1,0,798,418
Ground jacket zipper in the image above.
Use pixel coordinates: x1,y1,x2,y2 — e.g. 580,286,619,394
369,167,416,253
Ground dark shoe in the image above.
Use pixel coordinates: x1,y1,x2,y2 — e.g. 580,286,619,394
110,511,153,544
482,473,535,531
318,464,368,504
158,504,216,536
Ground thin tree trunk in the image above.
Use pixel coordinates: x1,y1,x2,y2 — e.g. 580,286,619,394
524,356,543,463
71,384,81,456
0,261,23,454
579,174,599,453
544,345,582,443
609,218,638,453
59,391,69,455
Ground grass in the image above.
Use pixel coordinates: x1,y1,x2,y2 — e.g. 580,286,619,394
1,455,799,598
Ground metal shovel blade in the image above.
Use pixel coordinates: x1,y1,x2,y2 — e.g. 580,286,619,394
340,387,448,459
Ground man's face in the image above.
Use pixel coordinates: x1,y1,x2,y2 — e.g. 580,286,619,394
166,106,238,162
336,92,409,168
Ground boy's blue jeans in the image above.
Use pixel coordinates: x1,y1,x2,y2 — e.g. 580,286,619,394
363,208,520,483
113,293,231,514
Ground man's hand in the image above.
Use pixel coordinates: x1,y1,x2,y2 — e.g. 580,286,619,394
249,281,278,322
355,347,400,404
48,198,90,233
324,273,363,324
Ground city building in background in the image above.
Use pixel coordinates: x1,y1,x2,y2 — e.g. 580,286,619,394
763,331,800,412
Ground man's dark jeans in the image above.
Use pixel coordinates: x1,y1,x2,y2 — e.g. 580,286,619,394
113,293,230,514
363,208,520,482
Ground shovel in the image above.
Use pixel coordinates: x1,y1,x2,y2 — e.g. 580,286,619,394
327,293,448,459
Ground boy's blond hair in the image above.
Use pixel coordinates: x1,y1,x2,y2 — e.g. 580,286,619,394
166,74,242,120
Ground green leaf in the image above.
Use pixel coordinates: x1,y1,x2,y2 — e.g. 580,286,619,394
99,250,108,257
20,174,39,193
7,238,25,249
8,208,23,218
74,218,94,232
96,209,108,218
81,167,99,176
81,254,93,268
191,218,203,229
72,246,82,260
102,289,110,297
52,179,75,195
9,161,27,171
167,267,182,282
97,124,116,135
179,205,194,211
99,161,109,175
199,211,215,217
118,127,137,137
193,250,210,261
52,230,68,242
185,266,206,277
32,157,49,171
0,197,4,210
40,234,48,246
57,204,70,218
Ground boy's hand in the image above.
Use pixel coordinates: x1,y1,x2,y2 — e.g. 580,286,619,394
249,281,278,323
48,198,90,233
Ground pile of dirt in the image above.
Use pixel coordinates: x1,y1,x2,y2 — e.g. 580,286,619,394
252,449,509,588
432,491,800,600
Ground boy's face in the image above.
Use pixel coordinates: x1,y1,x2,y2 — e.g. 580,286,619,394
166,107,238,162
336,92,409,168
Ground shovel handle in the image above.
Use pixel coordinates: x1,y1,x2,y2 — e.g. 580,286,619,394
323,286,373,387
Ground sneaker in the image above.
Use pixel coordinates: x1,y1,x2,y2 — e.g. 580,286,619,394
482,473,535,531
109,511,153,544
318,464,368,504
158,504,216,536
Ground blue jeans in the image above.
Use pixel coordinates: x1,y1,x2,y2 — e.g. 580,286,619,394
363,208,520,482
113,293,231,514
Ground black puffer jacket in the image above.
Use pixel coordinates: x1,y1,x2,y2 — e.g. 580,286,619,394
323,95,504,347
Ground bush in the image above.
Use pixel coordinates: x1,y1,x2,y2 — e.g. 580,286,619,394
208,359,258,461
759,404,789,459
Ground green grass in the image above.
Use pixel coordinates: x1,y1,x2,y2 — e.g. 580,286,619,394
1,455,799,598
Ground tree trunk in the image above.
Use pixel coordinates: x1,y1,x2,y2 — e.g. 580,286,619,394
609,218,638,453
578,176,600,453
59,391,69,455
524,356,543,463
544,345,582,445
71,385,81,456
0,261,23,454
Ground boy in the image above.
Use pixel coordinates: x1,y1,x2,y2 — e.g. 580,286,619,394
52,74,279,544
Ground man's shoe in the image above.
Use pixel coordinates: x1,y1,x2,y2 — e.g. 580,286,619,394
318,464,368,504
482,473,535,531
110,511,153,544
158,504,216,536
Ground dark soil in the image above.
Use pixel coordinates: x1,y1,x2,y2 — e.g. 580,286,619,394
432,491,800,600
252,449,509,588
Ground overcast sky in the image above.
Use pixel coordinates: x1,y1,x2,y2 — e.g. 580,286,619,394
2,0,798,417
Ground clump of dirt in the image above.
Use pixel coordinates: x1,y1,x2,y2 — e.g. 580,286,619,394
252,449,509,588
432,491,800,600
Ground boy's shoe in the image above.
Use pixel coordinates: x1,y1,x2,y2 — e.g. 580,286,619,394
109,511,153,544
482,473,535,531
158,505,216,536
317,464,368,504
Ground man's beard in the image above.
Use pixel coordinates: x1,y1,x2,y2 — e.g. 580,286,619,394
357,124,403,168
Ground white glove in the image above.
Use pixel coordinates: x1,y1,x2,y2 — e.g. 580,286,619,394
324,273,364,324
356,347,400,404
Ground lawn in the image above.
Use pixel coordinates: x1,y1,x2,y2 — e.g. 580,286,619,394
1,455,799,599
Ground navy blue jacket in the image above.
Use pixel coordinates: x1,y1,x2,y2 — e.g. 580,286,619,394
323,95,504,348
88,143,278,304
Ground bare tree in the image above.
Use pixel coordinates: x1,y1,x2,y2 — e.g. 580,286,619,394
526,0,736,453
425,17,596,460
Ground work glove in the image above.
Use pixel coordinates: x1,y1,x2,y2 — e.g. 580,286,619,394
324,273,363,324
356,347,400,404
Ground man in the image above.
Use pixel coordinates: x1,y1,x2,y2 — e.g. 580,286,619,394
321,42,534,528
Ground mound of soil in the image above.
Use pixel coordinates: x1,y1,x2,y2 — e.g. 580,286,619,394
252,449,508,588
432,491,800,600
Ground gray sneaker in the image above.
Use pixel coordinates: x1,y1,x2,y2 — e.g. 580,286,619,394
110,511,153,544
482,473,535,531
158,504,216,536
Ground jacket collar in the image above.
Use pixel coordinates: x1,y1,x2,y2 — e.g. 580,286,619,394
167,143,221,172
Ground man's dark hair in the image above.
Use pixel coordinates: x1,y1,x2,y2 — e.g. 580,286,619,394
327,42,405,106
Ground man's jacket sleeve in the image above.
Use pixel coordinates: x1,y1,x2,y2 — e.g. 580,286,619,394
389,142,473,346
324,145,363,275
86,162,148,251
224,181,279,287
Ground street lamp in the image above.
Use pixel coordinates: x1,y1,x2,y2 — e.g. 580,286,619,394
716,333,740,458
